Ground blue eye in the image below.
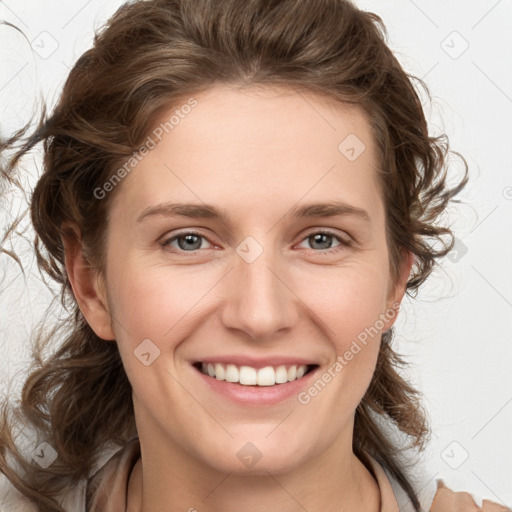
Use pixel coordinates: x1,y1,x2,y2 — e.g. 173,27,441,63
162,232,212,252
161,229,351,254
297,231,351,253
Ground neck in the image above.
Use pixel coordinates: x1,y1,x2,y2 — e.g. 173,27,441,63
127,427,380,512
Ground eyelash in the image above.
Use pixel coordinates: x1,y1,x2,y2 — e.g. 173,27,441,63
160,229,353,255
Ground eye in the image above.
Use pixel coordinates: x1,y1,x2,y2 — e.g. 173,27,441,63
161,231,213,252
160,229,352,255
296,230,352,253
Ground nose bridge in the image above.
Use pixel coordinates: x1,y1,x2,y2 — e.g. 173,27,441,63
220,237,299,339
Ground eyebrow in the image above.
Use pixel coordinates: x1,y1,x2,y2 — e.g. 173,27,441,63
136,200,371,223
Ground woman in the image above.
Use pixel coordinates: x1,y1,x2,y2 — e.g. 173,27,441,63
0,0,508,511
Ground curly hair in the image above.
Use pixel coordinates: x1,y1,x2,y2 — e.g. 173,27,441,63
0,0,468,510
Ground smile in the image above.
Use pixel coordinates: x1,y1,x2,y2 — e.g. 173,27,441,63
197,362,317,386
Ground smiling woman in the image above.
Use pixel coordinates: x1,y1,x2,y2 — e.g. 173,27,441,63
0,0,507,511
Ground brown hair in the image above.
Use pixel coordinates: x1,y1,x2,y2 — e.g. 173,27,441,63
0,0,467,510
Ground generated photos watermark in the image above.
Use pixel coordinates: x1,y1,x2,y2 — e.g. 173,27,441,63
93,97,198,200
297,301,400,405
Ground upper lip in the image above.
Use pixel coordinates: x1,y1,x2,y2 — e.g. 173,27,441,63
194,356,319,369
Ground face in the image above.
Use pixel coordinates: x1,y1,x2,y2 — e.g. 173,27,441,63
95,84,408,476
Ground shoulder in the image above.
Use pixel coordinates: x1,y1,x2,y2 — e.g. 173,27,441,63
430,481,511,512
86,437,141,510
0,473,38,512
385,469,510,512
367,452,510,512
0,471,88,512
0,439,134,512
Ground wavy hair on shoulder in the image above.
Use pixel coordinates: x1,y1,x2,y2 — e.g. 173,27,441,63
0,1,468,510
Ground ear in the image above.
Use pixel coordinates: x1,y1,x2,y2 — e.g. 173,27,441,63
383,249,414,331
61,222,116,341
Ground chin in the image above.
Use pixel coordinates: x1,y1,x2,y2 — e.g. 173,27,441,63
194,435,312,476
211,451,305,476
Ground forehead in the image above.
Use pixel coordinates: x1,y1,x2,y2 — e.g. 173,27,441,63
160,84,376,162
109,84,383,224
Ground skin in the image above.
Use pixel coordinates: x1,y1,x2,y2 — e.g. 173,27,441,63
63,84,413,512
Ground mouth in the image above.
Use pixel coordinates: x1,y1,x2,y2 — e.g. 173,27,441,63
192,361,319,387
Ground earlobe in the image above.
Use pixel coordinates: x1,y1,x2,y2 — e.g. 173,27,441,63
394,249,414,302
384,249,414,331
61,222,116,341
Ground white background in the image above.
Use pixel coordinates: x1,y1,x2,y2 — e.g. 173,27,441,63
0,0,511,506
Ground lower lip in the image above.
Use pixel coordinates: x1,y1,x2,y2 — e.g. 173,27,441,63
193,365,319,406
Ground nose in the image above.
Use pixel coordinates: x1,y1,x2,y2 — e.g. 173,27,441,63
219,243,300,340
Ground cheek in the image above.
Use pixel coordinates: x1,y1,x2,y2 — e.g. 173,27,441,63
104,262,213,409
105,260,218,348
294,263,391,343
291,267,389,441
293,263,390,406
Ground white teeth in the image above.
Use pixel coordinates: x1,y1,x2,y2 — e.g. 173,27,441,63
239,366,257,385
225,364,239,383
275,365,288,384
199,362,311,386
214,363,225,380
257,366,276,386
